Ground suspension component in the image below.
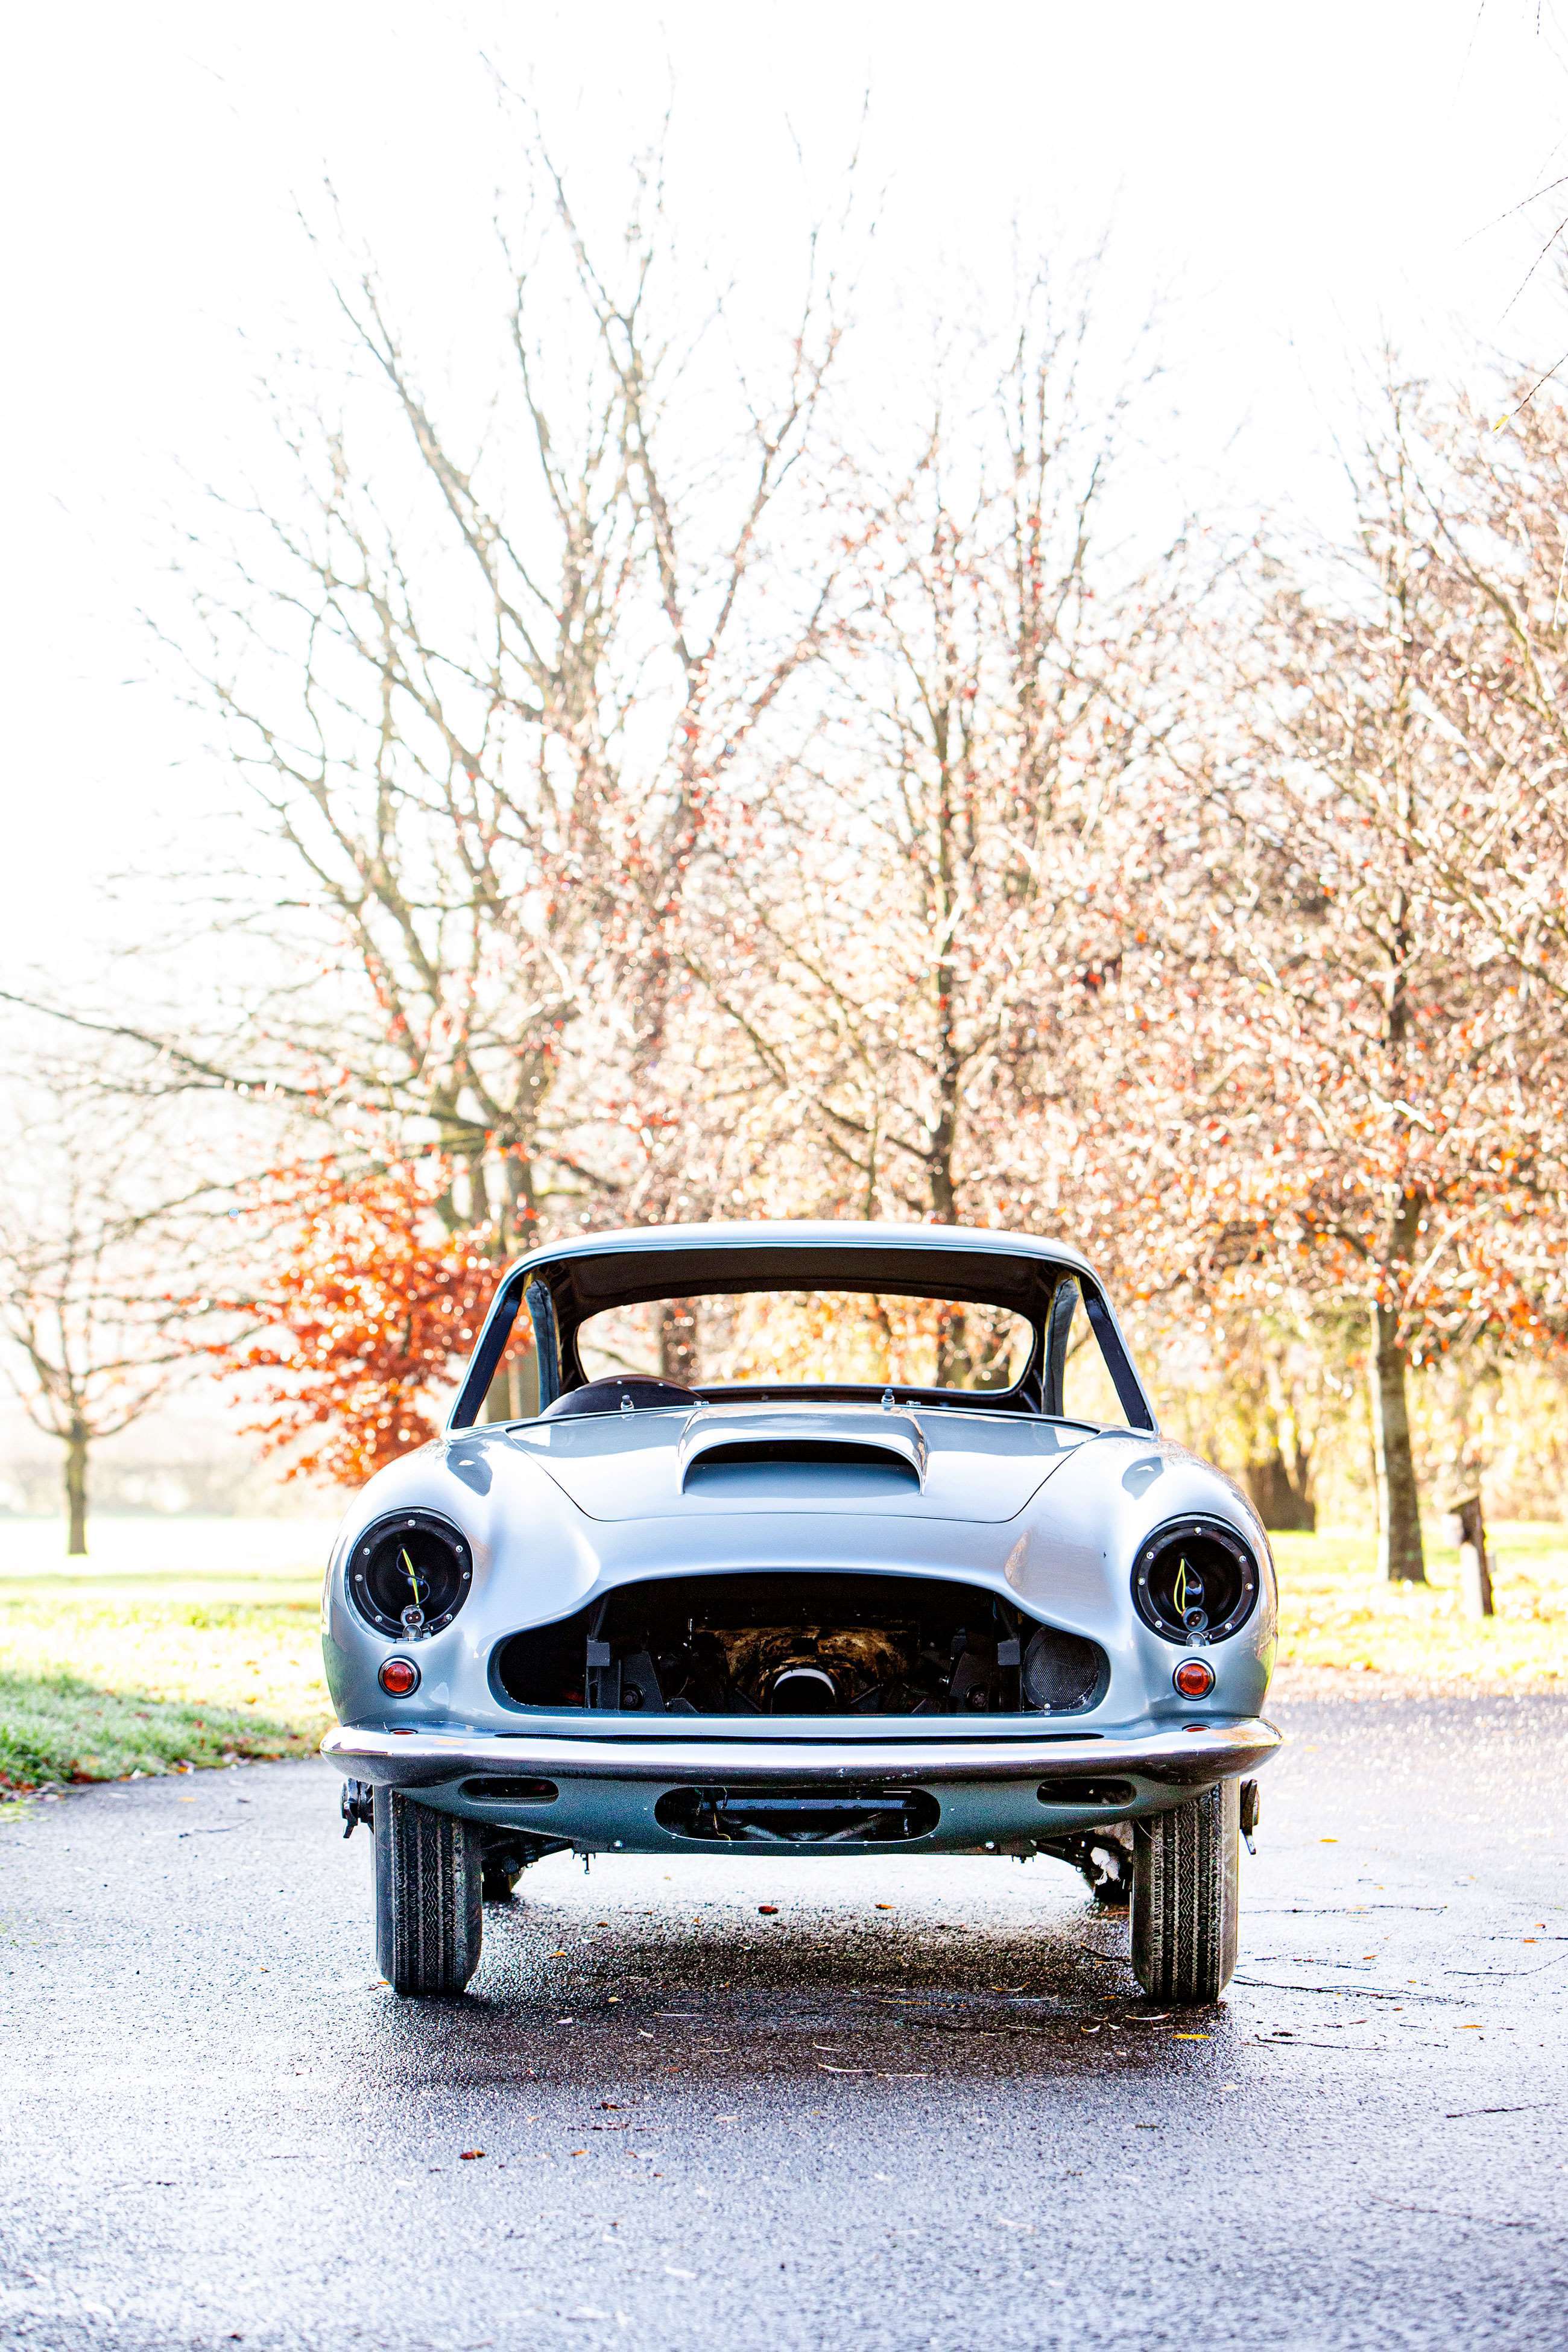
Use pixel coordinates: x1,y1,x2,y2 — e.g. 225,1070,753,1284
340,1777,375,1839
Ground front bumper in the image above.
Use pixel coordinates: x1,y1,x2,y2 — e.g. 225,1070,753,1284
323,1716,1281,1855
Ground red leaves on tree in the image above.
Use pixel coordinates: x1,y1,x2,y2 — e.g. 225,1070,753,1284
218,1155,525,1487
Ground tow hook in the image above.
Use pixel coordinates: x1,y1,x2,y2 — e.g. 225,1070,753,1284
341,1778,375,1839
1239,1778,1260,1855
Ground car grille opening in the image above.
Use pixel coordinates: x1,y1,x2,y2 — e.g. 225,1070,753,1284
492,1572,1107,1719
655,1783,940,1844
1022,1626,1107,1711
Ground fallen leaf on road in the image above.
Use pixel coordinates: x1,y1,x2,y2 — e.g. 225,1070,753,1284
459,2150,484,2160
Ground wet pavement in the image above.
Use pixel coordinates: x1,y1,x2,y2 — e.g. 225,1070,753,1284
1,1693,1565,2350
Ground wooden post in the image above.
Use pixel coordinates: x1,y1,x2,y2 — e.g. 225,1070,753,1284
1446,1494,1494,1619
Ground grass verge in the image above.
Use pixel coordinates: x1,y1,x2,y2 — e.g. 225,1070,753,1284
0,1540,332,1791
1272,1520,1568,1690
0,1667,314,1790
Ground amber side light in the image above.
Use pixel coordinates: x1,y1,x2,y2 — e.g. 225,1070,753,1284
1172,1657,1215,1700
379,1657,420,1697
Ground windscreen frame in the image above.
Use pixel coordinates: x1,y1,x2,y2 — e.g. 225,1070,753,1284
447,1238,1157,1435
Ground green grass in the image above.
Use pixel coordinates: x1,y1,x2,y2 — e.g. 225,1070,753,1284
0,1519,335,1791
0,1666,314,1789
1273,1520,1568,1689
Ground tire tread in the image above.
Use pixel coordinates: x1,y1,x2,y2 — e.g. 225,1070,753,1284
1130,1779,1239,2003
373,1789,483,1996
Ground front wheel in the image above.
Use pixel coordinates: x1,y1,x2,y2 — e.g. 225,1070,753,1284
1130,1780,1239,2005
373,1789,484,1996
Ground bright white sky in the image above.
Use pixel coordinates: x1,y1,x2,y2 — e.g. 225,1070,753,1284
4,0,1568,985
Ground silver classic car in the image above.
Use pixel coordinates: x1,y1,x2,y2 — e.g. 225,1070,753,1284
323,1222,1280,2002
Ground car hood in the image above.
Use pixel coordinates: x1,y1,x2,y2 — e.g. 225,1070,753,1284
488,1400,1093,1524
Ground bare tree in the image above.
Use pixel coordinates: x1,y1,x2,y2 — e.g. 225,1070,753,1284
0,1096,227,1553
675,282,1193,1338
1146,371,1568,1579
16,122,850,1271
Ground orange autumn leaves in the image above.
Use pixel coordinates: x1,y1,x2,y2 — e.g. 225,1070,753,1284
221,1155,526,1485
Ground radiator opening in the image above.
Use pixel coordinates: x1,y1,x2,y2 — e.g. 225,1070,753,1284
493,1571,1107,1718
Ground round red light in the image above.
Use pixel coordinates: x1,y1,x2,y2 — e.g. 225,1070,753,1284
379,1657,420,1697
1173,1657,1215,1700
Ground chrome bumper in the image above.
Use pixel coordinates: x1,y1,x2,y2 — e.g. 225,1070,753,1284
322,1716,1280,1791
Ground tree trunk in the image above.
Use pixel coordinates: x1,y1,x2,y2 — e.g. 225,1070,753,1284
65,1418,89,1557
1369,1303,1425,1582
659,1300,699,1385
1242,1450,1317,1532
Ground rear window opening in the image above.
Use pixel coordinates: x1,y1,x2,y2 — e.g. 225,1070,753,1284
492,1572,1107,1719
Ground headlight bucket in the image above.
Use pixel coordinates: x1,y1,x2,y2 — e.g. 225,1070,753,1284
348,1510,473,1640
1132,1517,1260,1646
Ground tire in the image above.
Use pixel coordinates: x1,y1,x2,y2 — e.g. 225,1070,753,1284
1131,1779,1240,2004
373,1788,484,1996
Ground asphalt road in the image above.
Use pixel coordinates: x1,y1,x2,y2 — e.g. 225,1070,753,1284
1,1694,1566,2352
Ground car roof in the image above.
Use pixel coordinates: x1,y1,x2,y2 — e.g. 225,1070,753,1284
507,1219,1095,1287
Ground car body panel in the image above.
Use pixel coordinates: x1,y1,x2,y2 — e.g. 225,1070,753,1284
513,1402,1091,1522
321,1221,1280,1857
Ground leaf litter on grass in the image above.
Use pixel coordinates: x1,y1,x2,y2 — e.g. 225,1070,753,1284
0,1665,311,1789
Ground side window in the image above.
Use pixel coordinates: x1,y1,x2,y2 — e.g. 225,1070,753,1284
1055,1286,1136,1429
470,1289,540,1426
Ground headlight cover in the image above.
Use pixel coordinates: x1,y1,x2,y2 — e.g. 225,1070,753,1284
347,1510,473,1640
1131,1517,1260,1646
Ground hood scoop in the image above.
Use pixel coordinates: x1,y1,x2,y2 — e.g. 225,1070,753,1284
508,1397,1086,1521
680,1411,926,1499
